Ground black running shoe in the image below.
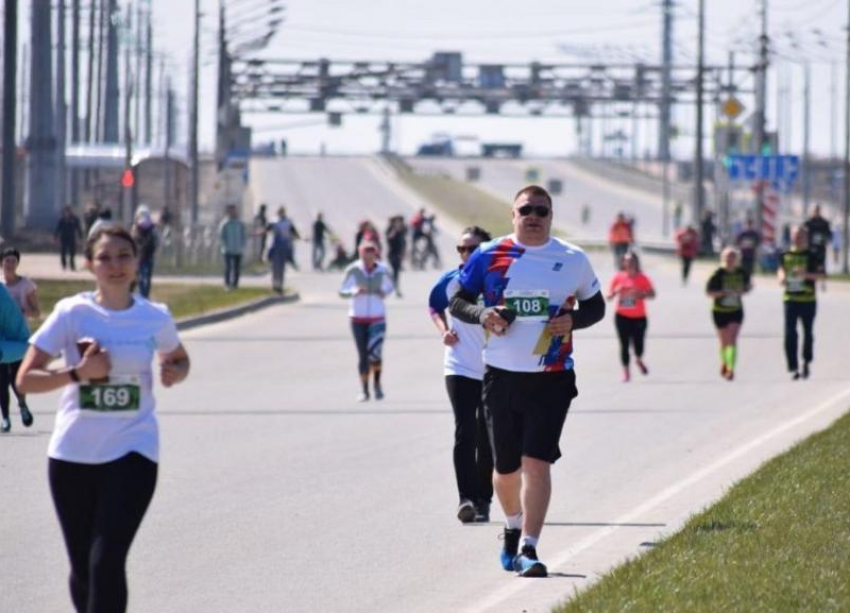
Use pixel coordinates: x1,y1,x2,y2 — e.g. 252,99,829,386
499,528,521,571
475,501,490,523
802,362,810,379
513,544,548,578
457,499,476,524
1,417,10,433
20,404,33,428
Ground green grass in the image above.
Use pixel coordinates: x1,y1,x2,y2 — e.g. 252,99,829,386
32,279,272,331
387,159,514,236
554,409,850,613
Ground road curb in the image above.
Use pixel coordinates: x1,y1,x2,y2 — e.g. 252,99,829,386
176,292,299,331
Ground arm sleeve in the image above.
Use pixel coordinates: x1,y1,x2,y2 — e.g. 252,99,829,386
576,254,602,300
570,291,605,331
449,287,486,325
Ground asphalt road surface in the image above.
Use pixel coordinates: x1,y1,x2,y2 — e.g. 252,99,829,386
2,158,850,613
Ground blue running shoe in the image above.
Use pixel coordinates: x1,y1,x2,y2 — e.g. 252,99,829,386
513,545,547,578
499,528,521,571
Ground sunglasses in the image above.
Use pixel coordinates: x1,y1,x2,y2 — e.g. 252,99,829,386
517,204,551,218
456,245,477,254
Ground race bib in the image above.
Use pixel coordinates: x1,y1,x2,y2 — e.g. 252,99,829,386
504,290,550,321
79,375,141,414
620,293,637,308
720,294,741,308
787,278,805,293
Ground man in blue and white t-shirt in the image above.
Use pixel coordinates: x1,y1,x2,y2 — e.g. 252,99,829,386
450,185,605,578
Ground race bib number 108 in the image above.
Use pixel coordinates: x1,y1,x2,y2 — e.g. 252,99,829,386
504,289,550,321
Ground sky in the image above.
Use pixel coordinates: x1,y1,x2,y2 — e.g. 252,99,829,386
12,0,850,159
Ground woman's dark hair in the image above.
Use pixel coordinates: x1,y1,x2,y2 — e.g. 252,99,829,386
622,250,641,272
85,224,137,260
0,247,21,262
461,226,492,243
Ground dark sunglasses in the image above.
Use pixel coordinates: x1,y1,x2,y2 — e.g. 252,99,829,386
517,204,551,218
456,245,477,254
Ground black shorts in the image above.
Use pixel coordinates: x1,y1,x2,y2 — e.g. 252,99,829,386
713,310,743,328
482,366,578,474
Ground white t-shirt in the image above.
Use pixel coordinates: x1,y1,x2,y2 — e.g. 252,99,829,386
458,235,600,373
30,292,181,464
429,268,486,380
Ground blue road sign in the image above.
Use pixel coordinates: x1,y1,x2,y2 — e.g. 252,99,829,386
726,154,800,191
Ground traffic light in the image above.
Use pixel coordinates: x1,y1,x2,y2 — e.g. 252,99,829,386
121,169,135,188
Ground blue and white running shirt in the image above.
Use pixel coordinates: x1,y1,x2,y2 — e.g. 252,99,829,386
457,235,600,373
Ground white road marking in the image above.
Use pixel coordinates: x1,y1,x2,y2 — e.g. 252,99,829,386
462,384,850,613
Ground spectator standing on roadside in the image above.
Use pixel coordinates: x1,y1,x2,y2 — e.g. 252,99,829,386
608,212,633,269
675,224,699,285
735,218,762,277
700,209,716,256
131,206,158,298
267,207,296,294
219,205,247,290
83,202,101,236
386,215,407,296
312,212,329,271
254,204,269,262
55,206,84,272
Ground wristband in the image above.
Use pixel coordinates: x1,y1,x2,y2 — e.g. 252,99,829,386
68,368,80,383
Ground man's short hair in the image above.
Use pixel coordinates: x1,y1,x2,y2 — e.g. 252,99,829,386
514,185,552,206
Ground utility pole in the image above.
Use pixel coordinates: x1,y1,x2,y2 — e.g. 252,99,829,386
134,0,143,145
694,0,706,227
144,4,153,145
380,106,391,154
802,61,811,216
95,0,106,142
2,0,18,238
71,0,81,207
660,0,673,235
189,0,200,225
85,0,96,143
843,0,850,274
27,0,58,229
754,0,769,236
103,0,119,143
57,0,68,209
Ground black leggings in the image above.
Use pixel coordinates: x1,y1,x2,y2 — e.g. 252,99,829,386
0,360,25,419
351,320,385,376
784,301,816,372
445,375,494,505
49,453,157,613
615,314,647,366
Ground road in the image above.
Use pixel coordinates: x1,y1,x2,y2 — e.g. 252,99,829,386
2,157,850,613
408,157,669,244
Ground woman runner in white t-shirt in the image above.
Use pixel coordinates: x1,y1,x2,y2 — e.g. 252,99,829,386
17,225,190,613
0,247,38,430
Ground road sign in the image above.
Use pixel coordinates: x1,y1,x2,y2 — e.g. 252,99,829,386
726,154,800,191
722,96,744,119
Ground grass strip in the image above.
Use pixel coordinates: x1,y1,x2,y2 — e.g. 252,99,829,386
386,157,514,236
554,408,850,613
31,279,272,331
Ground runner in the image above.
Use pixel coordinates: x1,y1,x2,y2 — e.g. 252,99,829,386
339,241,394,402
16,224,190,613
606,251,655,382
675,224,699,285
449,185,605,578
706,247,752,381
386,215,407,297
0,247,38,431
778,226,826,380
429,226,494,524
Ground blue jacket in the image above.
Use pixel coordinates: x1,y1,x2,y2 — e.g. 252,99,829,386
0,283,29,363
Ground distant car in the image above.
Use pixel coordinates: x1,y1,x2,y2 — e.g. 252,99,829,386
481,143,522,158
417,140,455,156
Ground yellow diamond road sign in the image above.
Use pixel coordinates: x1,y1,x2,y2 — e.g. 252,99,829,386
722,97,744,119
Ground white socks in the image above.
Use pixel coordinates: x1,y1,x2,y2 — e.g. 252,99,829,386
505,513,523,530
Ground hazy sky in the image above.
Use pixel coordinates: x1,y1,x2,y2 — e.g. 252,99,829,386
18,0,848,157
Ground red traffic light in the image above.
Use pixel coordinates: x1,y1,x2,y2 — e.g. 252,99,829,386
121,169,135,188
